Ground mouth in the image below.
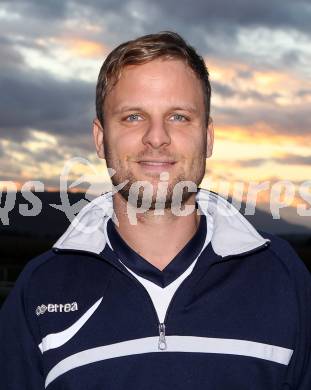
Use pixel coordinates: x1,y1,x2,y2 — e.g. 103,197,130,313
136,160,176,171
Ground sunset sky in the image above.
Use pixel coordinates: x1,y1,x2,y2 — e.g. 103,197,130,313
0,1,310,230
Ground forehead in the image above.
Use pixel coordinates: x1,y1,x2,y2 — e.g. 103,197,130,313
105,58,204,109
119,57,197,80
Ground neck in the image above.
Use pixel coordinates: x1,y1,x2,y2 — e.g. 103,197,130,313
111,192,201,271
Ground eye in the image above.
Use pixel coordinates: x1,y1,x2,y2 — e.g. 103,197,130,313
125,114,143,122
170,113,188,122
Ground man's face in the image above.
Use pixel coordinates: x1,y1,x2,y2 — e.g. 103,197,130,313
93,58,213,209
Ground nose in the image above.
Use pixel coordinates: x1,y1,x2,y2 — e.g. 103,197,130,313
142,119,171,149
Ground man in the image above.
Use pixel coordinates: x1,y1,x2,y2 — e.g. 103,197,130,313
0,31,310,389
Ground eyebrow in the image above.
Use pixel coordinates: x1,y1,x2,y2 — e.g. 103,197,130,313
112,105,199,115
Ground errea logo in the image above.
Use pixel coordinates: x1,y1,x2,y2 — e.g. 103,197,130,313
36,302,78,316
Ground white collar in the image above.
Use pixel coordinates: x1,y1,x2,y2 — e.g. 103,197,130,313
53,188,270,257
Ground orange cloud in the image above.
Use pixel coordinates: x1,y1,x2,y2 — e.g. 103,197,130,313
214,123,311,146
64,38,109,58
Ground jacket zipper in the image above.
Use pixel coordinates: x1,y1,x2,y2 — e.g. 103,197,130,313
157,272,194,351
158,323,167,350
53,239,270,352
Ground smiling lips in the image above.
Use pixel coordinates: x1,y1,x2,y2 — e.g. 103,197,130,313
139,161,175,165
137,160,176,170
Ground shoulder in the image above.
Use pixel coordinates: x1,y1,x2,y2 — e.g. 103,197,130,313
7,249,58,292
17,248,111,284
258,230,311,286
3,248,112,308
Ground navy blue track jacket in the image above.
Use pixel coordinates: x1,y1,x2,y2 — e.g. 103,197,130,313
0,188,310,389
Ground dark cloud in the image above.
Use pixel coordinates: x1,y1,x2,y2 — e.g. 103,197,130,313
53,133,95,156
0,128,32,143
241,90,281,102
0,37,24,68
153,0,311,32
297,89,311,97
212,81,236,98
237,70,253,79
1,0,68,20
281,49,303,67
0,63,94,143
212,80,281,102
0,143,4,158
273,154,311,165
28,147,68,165
221,153,311,168
0,0,309,85
0,24,95,145
213,104,311,136
234,158,267,168
71,0,311,35
2,0,311,40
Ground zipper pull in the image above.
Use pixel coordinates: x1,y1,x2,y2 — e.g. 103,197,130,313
158,323,167,351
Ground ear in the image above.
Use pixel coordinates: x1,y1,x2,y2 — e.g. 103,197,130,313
93,118,105,159
206,116,214,158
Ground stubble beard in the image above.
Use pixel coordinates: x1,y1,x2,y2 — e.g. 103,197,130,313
104,138,206,212
106,158,206,212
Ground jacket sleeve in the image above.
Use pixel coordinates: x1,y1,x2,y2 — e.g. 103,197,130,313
278,239,311,390
0,261,45,390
